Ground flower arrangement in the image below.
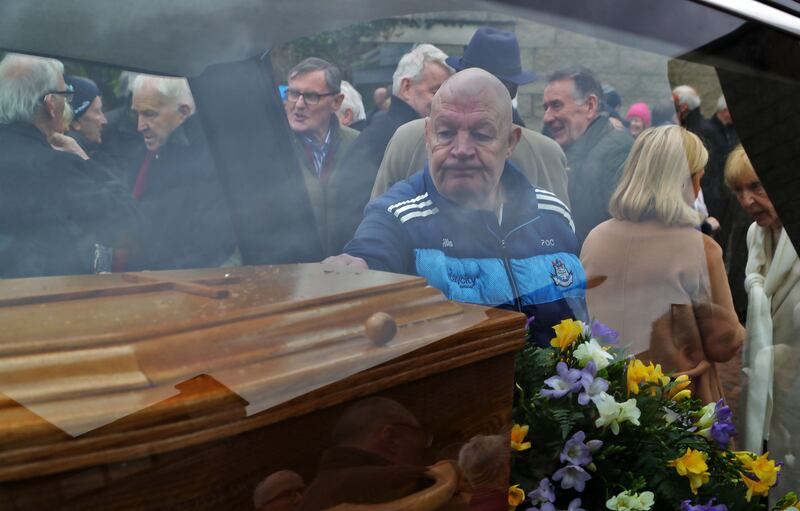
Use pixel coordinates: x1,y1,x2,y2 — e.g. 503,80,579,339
510,318,795,511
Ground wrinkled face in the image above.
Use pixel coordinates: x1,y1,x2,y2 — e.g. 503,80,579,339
426,94,517,209
75,96,108,144
284,70,342,140
628,116,645,137
732,172,781,229
542,79,595,148
132,86,186,151
401,62,451,118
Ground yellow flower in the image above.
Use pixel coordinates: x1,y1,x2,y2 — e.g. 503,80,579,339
550,319,583,350
671,389,693,401
627,359,669,395
508,484,525,508
749,452,781,487
668,374,692,398
510,424,532,452
741,472,772,502
667,448,710,495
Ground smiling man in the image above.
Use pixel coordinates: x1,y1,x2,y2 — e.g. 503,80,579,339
542,66,632,244
285,57,358,257
326,69,585,345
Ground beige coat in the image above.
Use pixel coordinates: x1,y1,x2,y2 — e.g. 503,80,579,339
581,219,744,403
370,118,570,206
292,119,359,257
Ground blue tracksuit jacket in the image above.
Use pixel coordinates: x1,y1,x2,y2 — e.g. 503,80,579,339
345,163,586,346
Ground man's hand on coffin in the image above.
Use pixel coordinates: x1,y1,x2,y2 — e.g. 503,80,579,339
322,253,369,269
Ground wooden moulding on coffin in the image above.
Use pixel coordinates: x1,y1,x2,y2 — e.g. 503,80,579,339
0,264,525,482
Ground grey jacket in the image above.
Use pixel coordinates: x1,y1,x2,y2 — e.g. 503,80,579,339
564,116,632,244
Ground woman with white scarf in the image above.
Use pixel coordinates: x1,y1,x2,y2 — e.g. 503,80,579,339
725,145,799,493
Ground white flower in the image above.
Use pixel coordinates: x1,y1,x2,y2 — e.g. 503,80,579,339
593,392,641,435
573,338,614,370
694,401,716,430
606,490,654,511
663,406,680,425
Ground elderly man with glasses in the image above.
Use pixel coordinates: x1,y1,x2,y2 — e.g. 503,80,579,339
285,57,358,257
0,53,136,278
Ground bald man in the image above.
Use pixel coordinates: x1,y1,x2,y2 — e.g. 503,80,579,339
325,69,585,346
298,397,436,510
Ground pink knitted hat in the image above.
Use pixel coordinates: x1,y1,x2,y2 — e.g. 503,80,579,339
625,102,651,128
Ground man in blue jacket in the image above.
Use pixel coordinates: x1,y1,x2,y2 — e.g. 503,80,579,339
325,69,585,345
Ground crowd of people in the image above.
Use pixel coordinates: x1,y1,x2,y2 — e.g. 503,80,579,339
1,22,797,507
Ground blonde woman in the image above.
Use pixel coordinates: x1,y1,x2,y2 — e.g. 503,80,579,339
581,125,744,403
725,145,798,492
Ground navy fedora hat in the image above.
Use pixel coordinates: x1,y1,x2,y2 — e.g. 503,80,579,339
445,26,536,85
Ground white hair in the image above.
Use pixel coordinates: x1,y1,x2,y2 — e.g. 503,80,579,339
133,74,195,114
0,53,64,124
338,80,366,122
391,43,450,96
672,85,701,110
716,95,727,112
118,71,140,97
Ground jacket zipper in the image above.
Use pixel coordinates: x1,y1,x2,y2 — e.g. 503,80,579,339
491,215,540,313
500,238,523,312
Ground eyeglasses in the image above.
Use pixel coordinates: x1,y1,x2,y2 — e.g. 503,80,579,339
40,84,75,103
285,89,337,105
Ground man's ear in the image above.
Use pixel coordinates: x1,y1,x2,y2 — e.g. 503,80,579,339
177,103,192,120
398,77,413,102
331,93,344,112
506,125,522,158
43,95,58,120
585,94,599,118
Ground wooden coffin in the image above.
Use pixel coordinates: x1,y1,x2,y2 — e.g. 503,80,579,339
0,264,525,510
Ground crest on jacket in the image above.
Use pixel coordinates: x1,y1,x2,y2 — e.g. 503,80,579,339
550,258,574,288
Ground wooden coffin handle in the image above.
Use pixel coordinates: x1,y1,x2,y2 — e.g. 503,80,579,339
328,461,459,511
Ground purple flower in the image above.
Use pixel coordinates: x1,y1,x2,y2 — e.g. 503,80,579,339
715,400,733,423
541,362,582,399
567,499,586,511
710,421,736,448
552,464,591,492
527,478,555,504
525,314,537,331
681,498,728,511
560,430,603,467
578,362,609,405
591,320,619,344
710,400,736,448
525,504,556,511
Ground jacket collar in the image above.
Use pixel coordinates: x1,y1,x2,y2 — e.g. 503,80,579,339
388,95,422,123
564,115,612,162
422,161,539,229
0,122,51,147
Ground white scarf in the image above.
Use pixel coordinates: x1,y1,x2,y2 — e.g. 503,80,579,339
743,224,798,452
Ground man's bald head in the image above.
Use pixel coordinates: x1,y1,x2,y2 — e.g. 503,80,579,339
425,67,521,210
430,68,513,133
